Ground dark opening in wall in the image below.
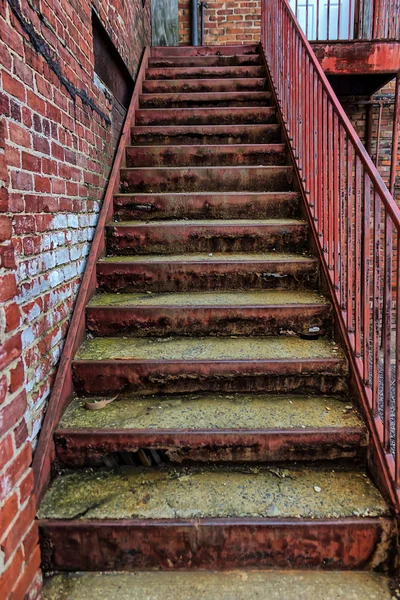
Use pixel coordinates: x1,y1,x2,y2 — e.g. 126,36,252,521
92,10,134,108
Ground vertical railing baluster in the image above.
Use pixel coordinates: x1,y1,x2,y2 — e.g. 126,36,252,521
347,141,354,333
355,157,362,356
383,212,393,452
339,125,346,310
372,191,381,418
363,173,371,385
396,238,400,485
333,111,339,290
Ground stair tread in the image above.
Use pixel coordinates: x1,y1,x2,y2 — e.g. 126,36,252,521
42,571,394,600
58,393,362,432
109,219,306,227
88,290,328,308
99,252,315,263
38,465,387,521
74,336,344,362
115,191,299,197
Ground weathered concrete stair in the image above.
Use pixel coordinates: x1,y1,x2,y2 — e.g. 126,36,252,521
43,571,396,600
39,44,395,583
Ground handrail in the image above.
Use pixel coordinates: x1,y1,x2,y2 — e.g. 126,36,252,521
261,0,400,508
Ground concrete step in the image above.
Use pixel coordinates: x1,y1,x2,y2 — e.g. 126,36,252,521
113,192,301,221
43,571,395,600
39,466,392,571
142,78,268,94
86,290,331,337
139,91,272,108
135,106,276,126
131,124,281,146
55,393,365,466
96,252,319,293
145,66,265,80
150,44,260,57
72,335,346,395
119,166,294,194
105,219,308,255
148,54,263,68
125,144,287,168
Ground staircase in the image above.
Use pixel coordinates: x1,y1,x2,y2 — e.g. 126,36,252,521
40,45,396,598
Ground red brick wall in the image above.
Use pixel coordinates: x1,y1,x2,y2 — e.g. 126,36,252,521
178,1,261,45
0,0,150,597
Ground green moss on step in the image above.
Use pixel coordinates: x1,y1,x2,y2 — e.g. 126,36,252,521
38,466,388,521
43,571,394,600
88,289,329,308
75,336,345,362
99,252,316,263
59,393,362,431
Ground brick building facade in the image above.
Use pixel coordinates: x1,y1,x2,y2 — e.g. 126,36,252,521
0,0,150,597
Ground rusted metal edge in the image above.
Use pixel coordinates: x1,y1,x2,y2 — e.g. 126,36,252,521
71,357,346,368
259,45,399,513
54,426,367,464
32,47,151,504
54,426,366,439
38,516,395,571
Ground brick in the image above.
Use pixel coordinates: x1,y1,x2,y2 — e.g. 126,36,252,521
9,359,24,392
0,272,17,302
0,547,23,599
1,499,36,562
0,215,12,241
2,71,26,101
5,302,20,333
0,492,19,540
22,151,41,173
10,544,41,600
0,389,26,439
0,442,32,503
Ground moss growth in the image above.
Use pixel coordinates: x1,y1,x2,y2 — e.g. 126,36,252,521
59,393,361,431
88,289,329,308
38,465,388,521
43,571,394,600
75,335,345,362
99,252,316,263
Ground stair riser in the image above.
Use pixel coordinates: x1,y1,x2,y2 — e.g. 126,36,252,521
72,360,347,396
148,55,262,68
142,79,267,93
120,167,294,194
139,92,272,108
106,223,308,255
135,107,276,127
86,304,332,337
151,45,260,57
113,193,301,221
131,125,281,146
40,519,393,571
54,428,366,467
126,145,287,168
146,66,265,80
96,260,319,293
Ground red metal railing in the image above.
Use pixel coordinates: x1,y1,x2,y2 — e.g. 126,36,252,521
289,0,400,41
262,0,400,507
